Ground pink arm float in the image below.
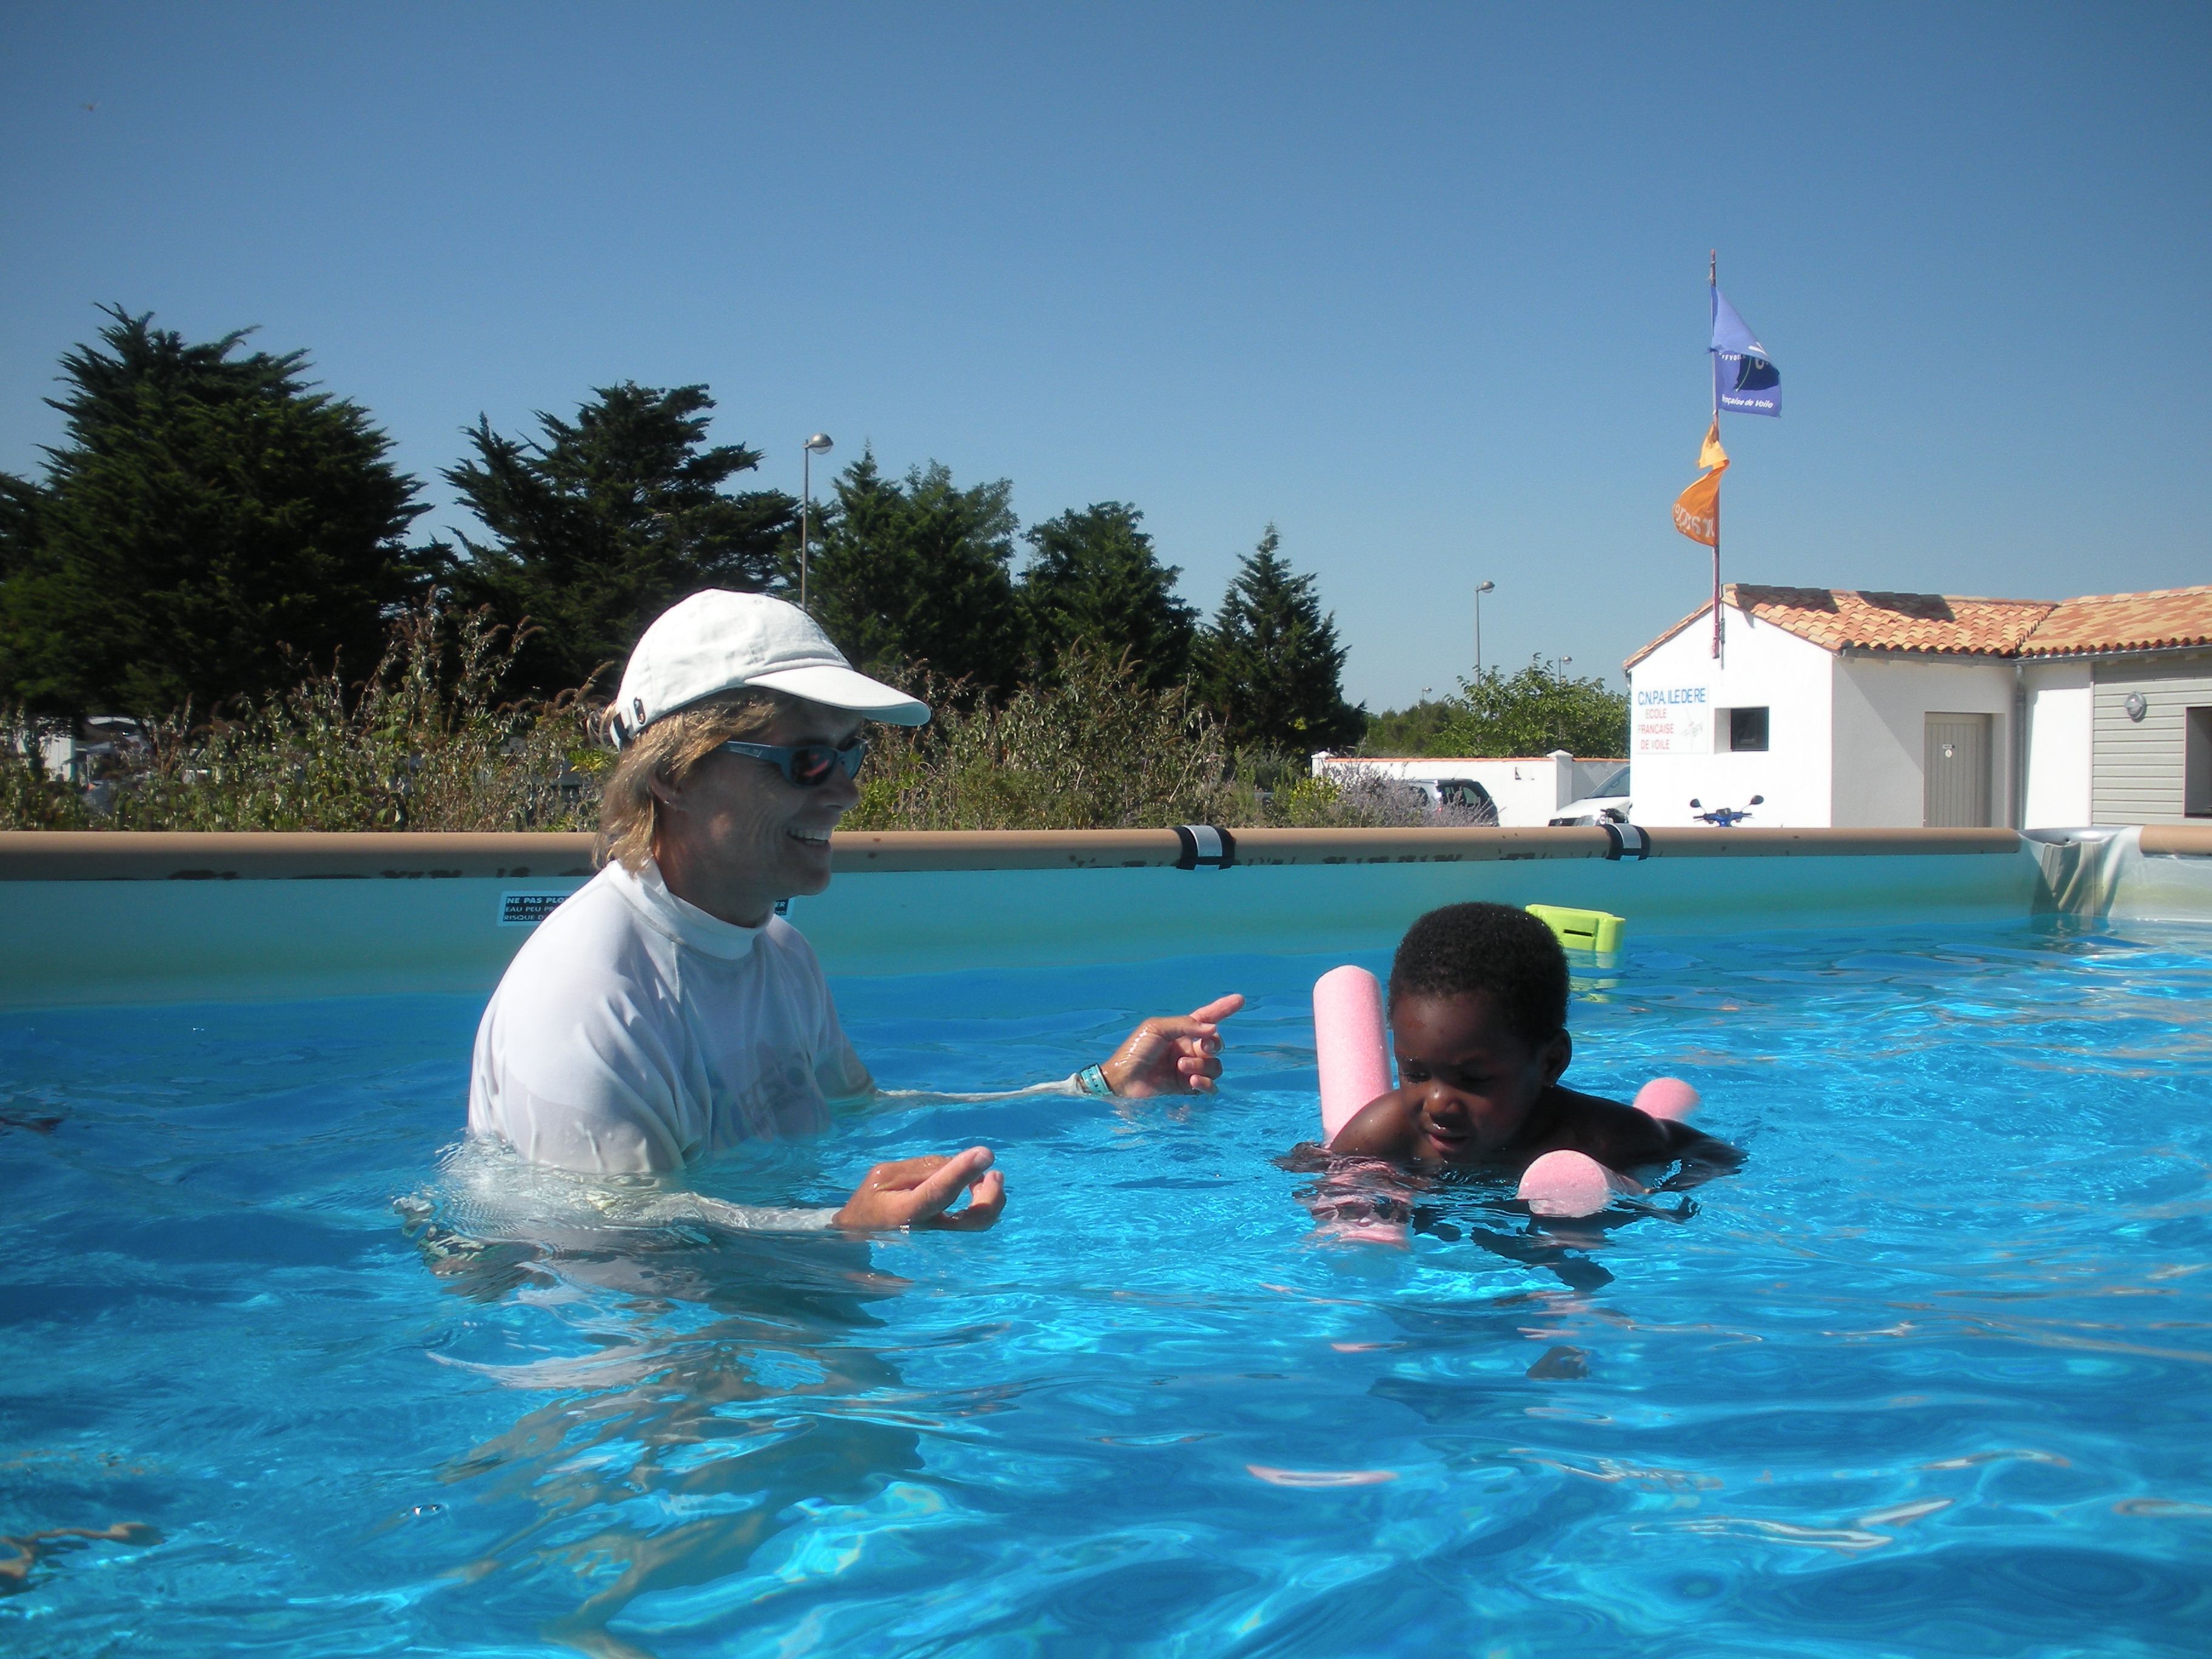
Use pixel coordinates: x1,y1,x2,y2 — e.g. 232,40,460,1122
1311,965,1701,1222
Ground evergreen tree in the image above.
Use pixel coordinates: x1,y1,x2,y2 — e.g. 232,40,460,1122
1019,501,1196,689
0,306,431,716
443,383,797,696
806,452,1025,696
0,472,44,583
1195,526,1364,752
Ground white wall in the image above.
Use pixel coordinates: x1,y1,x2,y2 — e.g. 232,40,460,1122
2023,661,2093,829
1311,753,1579,825
1626,605,1835,827
1831,656,2017,828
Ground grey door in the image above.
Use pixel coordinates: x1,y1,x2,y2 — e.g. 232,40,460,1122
1925,712,1992,827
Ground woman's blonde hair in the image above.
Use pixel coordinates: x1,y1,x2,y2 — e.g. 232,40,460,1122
595,689,802,871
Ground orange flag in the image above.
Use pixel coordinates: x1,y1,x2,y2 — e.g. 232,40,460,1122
1672,420,1729,546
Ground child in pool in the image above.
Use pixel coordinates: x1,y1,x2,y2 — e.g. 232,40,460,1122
1327,902,1738,1182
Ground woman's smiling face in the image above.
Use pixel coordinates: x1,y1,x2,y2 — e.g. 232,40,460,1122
1389,991,1571,1163
651,699,863,927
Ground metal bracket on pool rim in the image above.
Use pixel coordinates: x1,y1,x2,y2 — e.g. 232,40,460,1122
1601,822,1652,862
1173,825,1237,870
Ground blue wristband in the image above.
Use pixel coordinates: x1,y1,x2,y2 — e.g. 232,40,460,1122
1076,1063,1116,1098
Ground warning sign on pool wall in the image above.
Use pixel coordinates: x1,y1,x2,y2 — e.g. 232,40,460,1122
499,892,570,927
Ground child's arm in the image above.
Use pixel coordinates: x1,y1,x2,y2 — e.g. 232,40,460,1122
1533,1088,1740,1174
1653,1119,1743,1188
1547,1093,1745,1191
1323,1090,1419,1159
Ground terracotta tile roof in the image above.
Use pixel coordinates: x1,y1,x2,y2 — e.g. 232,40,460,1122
1729,585,2057,655
1624,582,2212,668
2017,585,2212,658
1623,585,2054,668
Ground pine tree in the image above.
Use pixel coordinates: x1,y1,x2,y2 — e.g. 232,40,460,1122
442,383,797,696
806,453,1025,697
0,473,44,584
0,306,432,717
1018,501,1196,689
1195,526,1364,752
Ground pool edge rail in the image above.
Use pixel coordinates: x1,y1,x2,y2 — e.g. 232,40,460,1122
0,824,2034,881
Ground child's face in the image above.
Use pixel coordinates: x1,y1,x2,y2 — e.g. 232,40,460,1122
1390,991,1570,1162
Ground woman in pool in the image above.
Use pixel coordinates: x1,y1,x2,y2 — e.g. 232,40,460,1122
467,590,1241,1231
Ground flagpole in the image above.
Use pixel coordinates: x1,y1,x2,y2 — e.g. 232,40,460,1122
1709,249,1723,661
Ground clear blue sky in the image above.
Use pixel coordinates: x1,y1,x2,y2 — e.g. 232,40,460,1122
4,2,2206,711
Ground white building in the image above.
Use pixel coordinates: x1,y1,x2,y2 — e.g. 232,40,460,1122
1624,583,2212,830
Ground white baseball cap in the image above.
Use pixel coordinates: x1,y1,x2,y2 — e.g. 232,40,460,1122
609,590,930,745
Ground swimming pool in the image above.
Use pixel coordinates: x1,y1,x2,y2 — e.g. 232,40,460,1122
4,911,2208,1655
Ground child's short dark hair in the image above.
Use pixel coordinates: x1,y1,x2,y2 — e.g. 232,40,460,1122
1389,902,1569,1050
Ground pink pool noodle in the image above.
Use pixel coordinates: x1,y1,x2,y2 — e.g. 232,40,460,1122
1518,1082,1692,1216
1632,1077,1700,1121
1518,1150,1644,1218
1314,965,1391,1142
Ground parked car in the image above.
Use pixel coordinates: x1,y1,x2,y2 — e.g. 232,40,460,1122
1412,777,1501,825
1326,766,1502,825
1548,763,1631,826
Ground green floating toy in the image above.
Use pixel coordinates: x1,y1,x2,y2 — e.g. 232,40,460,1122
1526,903,1625,954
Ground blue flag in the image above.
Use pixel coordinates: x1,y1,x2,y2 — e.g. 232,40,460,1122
1711,285,1780,417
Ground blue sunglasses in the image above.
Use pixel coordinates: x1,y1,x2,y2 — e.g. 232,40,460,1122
719,737,868,788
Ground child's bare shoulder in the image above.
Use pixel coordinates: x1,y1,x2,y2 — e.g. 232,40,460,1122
1535,1087,1675,1164
1326,1091,1418,1158
1538,1087,1738,1170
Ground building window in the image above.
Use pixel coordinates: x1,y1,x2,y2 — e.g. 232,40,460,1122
2187,708,2212,817
1726,706,1769,752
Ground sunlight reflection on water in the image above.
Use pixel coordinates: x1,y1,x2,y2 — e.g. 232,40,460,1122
2,918,2208,1656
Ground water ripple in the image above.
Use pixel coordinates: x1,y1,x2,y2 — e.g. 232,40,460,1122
2,920,2208,1655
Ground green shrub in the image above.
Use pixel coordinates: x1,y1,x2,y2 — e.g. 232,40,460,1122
2,602,600,833
842,649,1233,831
1361,659,1628,759
839,653,1427,832
0,732,90,829
3,617,1434,834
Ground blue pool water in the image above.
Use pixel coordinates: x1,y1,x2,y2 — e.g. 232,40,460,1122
3,918,2210,1656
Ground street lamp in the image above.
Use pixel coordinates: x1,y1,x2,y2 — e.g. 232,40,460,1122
800,434,833,612
1473,579,1495,683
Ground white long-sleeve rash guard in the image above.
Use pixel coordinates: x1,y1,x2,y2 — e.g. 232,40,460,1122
467,858,1074,1222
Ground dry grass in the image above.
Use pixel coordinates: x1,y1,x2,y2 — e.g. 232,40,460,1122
4,624,1431,834
2,602,601,833
842,651,1427,831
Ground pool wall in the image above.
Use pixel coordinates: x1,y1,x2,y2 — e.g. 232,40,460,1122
5,824,2208,1009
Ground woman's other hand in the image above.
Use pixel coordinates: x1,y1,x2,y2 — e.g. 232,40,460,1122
1103,993,1245,1097
832,1145,1005,1232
